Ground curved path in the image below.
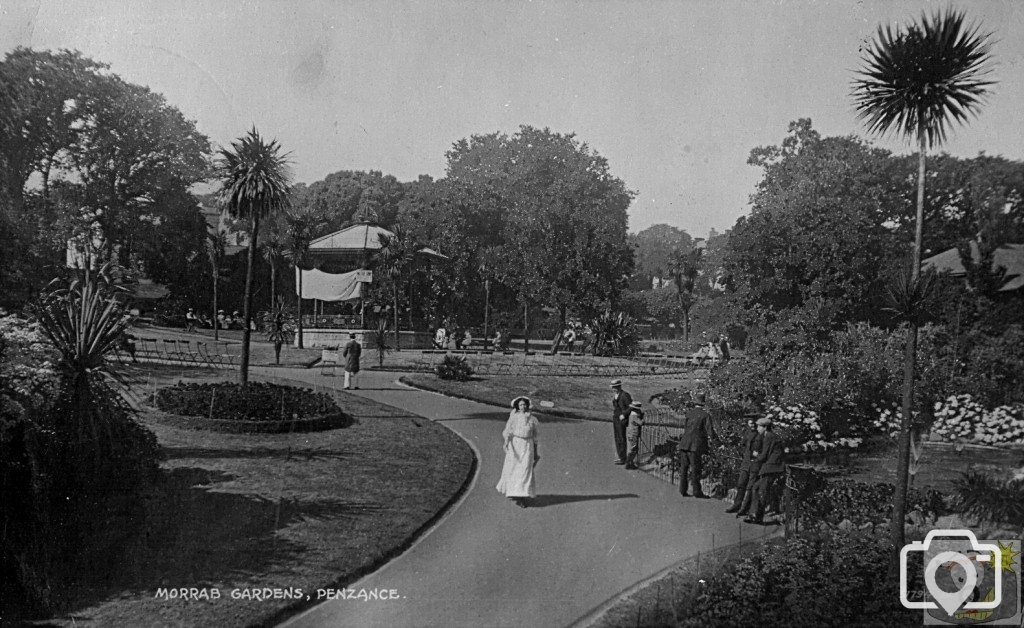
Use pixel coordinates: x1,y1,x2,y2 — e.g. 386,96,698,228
268,367,772,628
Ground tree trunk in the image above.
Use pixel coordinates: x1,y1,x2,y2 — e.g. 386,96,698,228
212,271,219,341
683,306,691,342
296,266,304,349
274,342,282,365
550,305,567,355
269,259,276,309
240,212,260,385
483,279,490,350
891,132,927,555
523,300,530,354
393,283,401,351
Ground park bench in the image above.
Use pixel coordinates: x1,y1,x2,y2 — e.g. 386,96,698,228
320,348,340,376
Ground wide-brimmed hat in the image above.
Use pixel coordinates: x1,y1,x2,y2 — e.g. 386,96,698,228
610,379,622,388
511,396,532,409
756,417,773,427
629,401,643,410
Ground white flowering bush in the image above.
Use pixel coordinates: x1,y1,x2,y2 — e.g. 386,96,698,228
764,404,863,452
932,394,1024,445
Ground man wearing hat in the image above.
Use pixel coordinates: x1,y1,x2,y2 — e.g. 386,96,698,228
727,416,763,515
610,380,632,465
624,402,645,469
744,417,785,525
342,332,362,390
676,391,718,498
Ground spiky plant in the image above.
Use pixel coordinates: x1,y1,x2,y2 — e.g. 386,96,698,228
262,297,296,365
369,316,393,368
218,127,291,384
853,7,995,551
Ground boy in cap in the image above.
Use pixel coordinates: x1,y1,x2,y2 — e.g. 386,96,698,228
610,380,632,465
624,401,645,469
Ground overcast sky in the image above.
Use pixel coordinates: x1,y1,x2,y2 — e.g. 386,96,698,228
3,0,1023,237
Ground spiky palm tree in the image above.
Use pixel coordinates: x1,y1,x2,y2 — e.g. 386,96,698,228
377,226,416,351
283,202,328,349
853,7,994,551
217,128,291,384
205,228,227,341
668,248,701,342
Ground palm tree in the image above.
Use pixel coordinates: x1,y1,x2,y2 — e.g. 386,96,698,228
261,214,287,309
283,202,328,349
668,248,701,342
217,127,291,384
853,7,994,551
205,228,227,341
377,226,416,351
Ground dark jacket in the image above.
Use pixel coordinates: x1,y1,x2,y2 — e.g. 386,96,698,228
677,406,716,454
612,390,633,421
343,340,361,373
742,429,763,472
756,431,785,476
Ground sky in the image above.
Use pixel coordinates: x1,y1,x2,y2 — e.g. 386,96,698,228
2,0,1023,238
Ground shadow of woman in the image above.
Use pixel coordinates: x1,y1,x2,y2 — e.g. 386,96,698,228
527,493,639,507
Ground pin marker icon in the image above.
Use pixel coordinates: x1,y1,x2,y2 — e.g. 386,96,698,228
925,551,978,616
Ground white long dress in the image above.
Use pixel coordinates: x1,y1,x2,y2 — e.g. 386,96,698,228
496,410,538,498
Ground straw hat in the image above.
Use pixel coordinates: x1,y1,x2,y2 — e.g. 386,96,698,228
511,396,532,409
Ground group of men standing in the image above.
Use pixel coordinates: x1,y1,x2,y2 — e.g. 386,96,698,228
610,381,784,525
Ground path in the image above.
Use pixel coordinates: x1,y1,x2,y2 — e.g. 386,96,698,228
265,367,773,628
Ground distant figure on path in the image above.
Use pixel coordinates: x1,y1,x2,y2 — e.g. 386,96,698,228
562,326,577,353
718,333,731,361
497,396,539,508
463,329,473,349
676,391,717,498
343,333,362,390
185,308,197,332
434,326,447,350
610,380,632,465
624,401,645,469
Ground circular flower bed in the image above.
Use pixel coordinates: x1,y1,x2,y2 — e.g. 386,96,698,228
153,381,350,433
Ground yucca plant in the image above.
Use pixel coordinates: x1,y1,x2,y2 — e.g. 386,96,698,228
32,263,160,488
369,316,393,368
261,297,296,364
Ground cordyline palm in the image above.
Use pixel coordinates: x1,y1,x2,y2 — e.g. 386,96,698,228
669,248,701,342
377,226,416,351
205,228,227,340
218,127,291,384
283,202,327,349
852,7,994,552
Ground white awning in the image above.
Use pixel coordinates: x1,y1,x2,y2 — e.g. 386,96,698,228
296,267,367,302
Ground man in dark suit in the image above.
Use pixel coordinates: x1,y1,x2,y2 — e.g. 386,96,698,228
676,391,717,498
726,416,761,514
610,380,632,465
342,333,362,390
745,417,785,525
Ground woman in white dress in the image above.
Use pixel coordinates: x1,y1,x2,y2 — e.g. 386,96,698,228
496,396,540,508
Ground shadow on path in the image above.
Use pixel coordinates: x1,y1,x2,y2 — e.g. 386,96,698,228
435,410,581,424
528,493,639,507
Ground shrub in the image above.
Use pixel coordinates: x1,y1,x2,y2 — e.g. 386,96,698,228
154,381,340,421
952,471,1024,527
795,479,949,529
931,394,1024,445
680,530,923,627
436,355,474,381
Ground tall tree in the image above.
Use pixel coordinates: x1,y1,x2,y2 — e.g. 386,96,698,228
853,7,994,552
282,202,328,349
217,128,291,384
205,228,227,341
630,224,694,287
377,225,417,350
668,247,702,341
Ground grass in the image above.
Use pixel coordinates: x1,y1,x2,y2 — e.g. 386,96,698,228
44,364,474,627
135,324,324,367
401,372,705,421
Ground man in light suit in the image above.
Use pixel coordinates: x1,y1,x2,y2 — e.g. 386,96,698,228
342,333,362,390
610,380,632,465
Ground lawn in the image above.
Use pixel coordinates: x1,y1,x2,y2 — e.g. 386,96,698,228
401,371,704,422
134,324,324,367
45,365,475,628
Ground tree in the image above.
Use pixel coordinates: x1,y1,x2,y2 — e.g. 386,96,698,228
205,228,227,340
377,225,417,350
217,128,291,384
281,201,328,349
629,224,694,287
668,247,702,341
447,126,634,344
853,7,994,552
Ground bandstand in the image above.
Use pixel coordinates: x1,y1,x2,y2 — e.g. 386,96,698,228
294,223,445,348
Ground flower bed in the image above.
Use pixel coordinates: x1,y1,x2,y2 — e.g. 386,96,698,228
932,394,1024,445
153,382,349,433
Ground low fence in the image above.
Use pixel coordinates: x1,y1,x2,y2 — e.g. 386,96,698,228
110,336,239,368
390,351,730,377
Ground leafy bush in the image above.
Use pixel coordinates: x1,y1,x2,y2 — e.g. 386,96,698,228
436,355,474,381
795,479,949,529
155,381,340,421
952,471,1024,527
587,311,640,356
680,530,923,627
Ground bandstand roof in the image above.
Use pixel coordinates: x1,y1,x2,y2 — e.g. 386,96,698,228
307,223,448,260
